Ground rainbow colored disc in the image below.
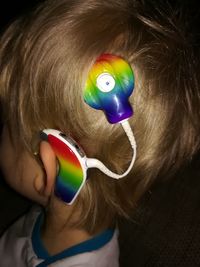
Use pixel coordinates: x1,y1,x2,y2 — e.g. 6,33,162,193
84,54,134,123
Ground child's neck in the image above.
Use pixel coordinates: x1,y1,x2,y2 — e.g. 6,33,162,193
40,198,92,256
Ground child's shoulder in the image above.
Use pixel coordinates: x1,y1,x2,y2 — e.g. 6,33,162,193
0,205,42,266
0,205,119,267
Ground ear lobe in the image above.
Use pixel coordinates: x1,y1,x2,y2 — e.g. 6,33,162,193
39,141,57,197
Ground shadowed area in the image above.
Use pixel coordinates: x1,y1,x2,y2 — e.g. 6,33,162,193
1,1,200,266
0,172,32,235
119,153,200,267
1,155,200,266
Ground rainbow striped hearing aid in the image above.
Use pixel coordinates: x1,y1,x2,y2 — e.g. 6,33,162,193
41,54,136,204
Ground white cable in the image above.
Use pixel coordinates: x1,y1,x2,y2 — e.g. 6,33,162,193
86,120,137,179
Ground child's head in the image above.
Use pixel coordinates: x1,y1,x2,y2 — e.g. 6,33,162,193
0,0,200,233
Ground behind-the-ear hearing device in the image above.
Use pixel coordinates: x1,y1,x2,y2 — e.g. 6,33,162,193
41,54,136,205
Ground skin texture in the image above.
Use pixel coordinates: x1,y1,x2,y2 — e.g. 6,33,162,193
0,126,93,255
0,126,48,205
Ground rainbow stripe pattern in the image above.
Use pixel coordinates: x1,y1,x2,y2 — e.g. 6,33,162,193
84,54,134,123
47,134,86,204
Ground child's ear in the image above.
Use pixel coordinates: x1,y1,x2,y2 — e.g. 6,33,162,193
39,141,57,197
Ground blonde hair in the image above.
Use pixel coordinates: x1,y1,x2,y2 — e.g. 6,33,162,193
0,0,200,233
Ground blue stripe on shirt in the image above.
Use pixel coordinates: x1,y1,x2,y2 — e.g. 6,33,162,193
32,212,114,267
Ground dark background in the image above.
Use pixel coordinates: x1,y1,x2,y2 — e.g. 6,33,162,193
1,1,200,266
0,0,44,32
